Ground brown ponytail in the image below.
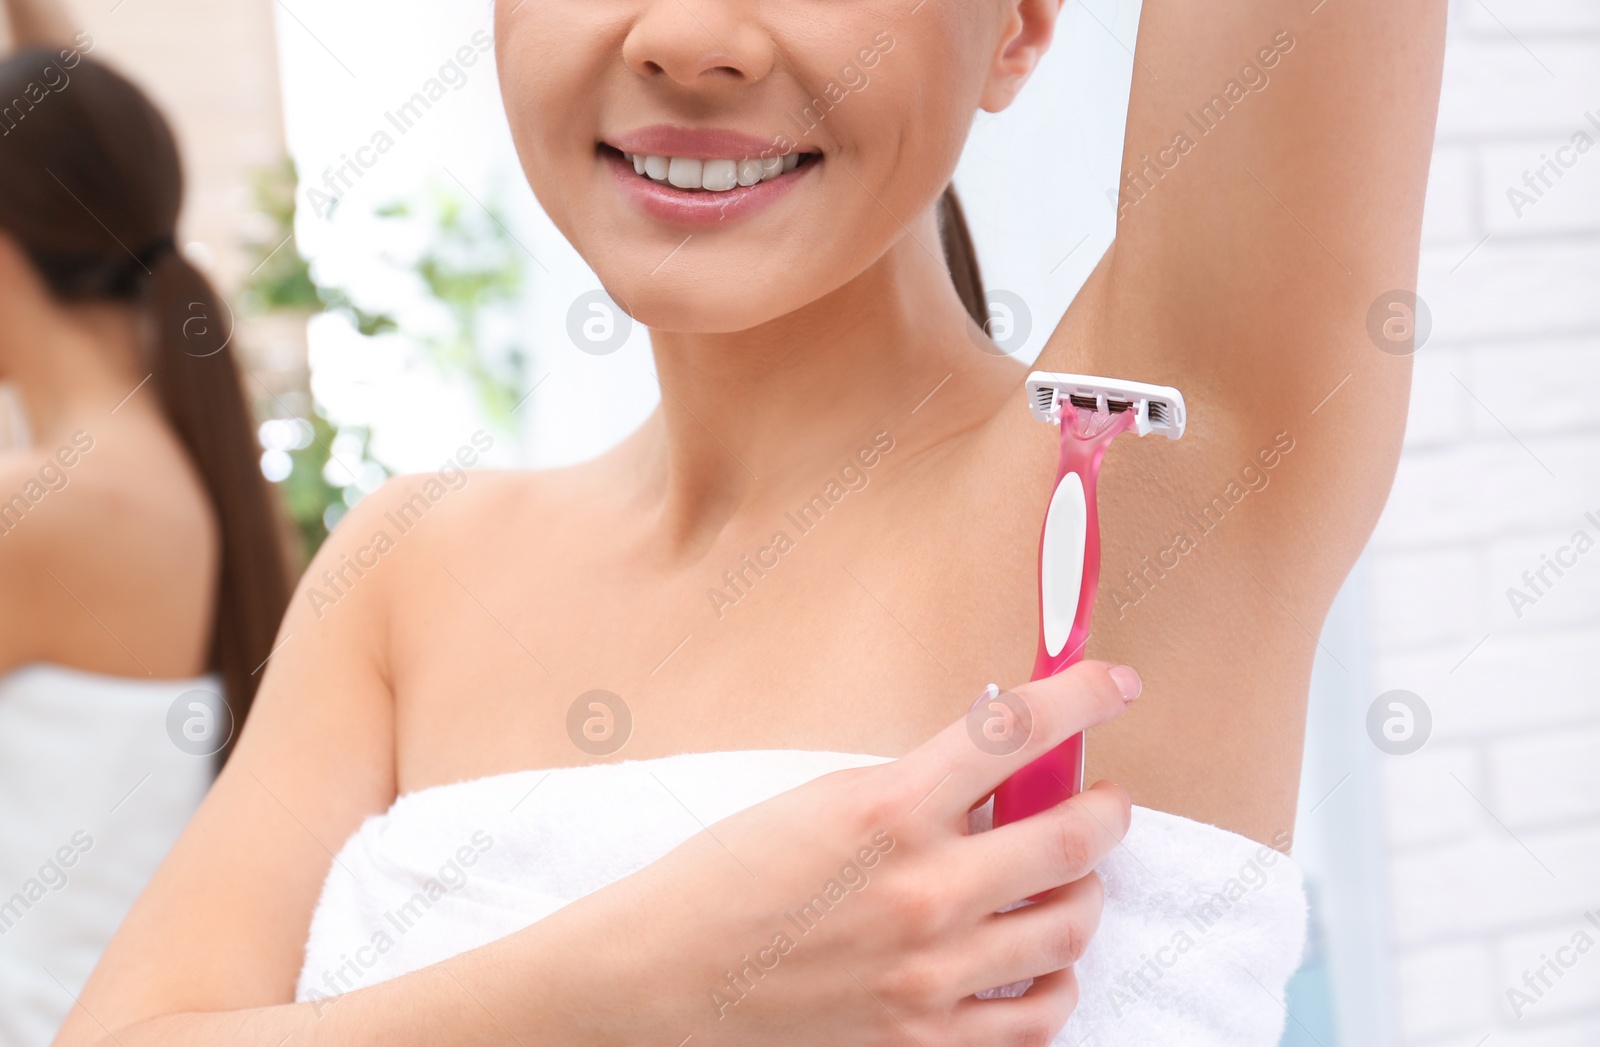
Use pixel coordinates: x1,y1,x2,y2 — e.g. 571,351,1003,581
0,50,291,769
937,184,989,330
146,249,293,768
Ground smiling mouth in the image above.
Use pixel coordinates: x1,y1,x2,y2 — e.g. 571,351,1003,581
600,144,821,193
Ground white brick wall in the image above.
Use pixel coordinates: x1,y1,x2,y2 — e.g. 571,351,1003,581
1370,2,1600,1043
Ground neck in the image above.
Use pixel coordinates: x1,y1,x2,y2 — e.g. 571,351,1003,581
635,217,1027,555
0,301,152,446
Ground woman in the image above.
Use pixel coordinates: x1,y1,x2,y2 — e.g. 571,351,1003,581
0,2,291,1041
58,0,1445,1044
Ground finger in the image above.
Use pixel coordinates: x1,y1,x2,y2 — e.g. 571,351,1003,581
959,779,1131,911
955,872,1104,996
894,661,1139,819
950,967,1080,1044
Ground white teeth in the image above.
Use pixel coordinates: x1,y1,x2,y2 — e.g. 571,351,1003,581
702,158,739,191
622,150,809,192
667,156,702,188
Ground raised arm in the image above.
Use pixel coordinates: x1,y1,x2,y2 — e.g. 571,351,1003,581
2,0,76,51
1023,0,1446,838
1046,0,1446,490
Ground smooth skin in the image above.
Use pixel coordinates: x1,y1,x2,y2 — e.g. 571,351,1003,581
0,241,216,680
56,0,1445,1043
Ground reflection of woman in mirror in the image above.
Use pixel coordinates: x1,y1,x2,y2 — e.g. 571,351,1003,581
0,0,290,1039
62,1,1444,1044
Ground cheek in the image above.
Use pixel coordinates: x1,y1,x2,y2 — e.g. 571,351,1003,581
811,28,974,232
808,16,982,185
497,27,575,123
497,12,609,222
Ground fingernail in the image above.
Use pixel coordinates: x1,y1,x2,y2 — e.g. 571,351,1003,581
969,682,1001,713
1108,665,1142,701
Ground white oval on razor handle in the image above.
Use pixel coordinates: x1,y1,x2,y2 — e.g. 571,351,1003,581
1040,472,1086,659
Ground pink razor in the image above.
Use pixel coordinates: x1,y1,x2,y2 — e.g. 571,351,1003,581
992,372,1186,829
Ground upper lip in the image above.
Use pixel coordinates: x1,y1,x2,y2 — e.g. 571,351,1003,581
603,124,816,160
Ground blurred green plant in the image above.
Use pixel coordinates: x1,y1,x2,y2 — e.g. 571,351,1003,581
239,158,317,314
378,190,531,431
254,401,384,556
240,159,389,560
239,157,529,561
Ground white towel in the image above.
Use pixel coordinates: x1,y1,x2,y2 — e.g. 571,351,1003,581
0,664,215,1047
295,750,1305,1045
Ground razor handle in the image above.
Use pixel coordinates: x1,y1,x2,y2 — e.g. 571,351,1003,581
991,408,1133,829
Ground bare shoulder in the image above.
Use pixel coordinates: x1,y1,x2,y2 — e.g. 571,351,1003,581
296,442,614,629
324,449,595,570
0,423,215,675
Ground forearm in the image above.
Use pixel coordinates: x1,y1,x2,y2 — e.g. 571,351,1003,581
3,0,75,49
92,977,511,1047
63,896,651,1047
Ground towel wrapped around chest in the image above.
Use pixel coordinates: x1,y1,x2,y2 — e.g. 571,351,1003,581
295,749,1307,1046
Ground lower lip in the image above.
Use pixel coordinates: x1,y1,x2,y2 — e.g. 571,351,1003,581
603,149,817,227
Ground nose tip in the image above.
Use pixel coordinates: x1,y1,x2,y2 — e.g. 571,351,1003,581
622,2,774,86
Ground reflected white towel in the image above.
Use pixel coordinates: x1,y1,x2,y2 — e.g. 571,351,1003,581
0,665,214,1047
296,750,1305,1045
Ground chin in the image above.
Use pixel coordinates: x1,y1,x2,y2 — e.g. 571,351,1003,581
594,259,824,336
575,178,836,335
